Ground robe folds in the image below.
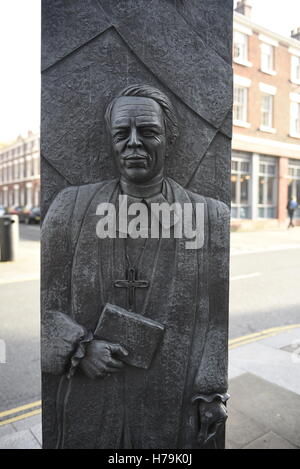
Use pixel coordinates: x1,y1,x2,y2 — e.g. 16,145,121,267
41,177,230,449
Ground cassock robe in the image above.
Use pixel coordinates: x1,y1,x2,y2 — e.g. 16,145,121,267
41,177,230,449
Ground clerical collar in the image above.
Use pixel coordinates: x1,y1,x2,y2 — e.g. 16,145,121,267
117,178,180,232
120,177,164,199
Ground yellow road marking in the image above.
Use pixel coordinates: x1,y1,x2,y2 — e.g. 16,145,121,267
0,400,41,419
229,332,279,350
0,325,299,427
0,409,41,427
229,324,300,346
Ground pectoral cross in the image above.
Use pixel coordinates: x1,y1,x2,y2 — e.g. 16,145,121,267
114,267,149,311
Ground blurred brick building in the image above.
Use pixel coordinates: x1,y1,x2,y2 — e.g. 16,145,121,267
0,131,40,209
232,0,300,229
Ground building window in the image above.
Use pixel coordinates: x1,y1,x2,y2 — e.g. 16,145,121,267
288,160,300,218
20,188,25,206
291,55,300,84
258,157,277,219
34,187,40,207
8,164,12,182
261,94,274,129
233,86,248,124
13,186,19,206
231,153,252,219
33,157,39,177
290,101,300,137
261,43,275,74
233,31,248,63
8,190,13,207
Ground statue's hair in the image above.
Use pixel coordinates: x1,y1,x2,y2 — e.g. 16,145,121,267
105,84,179,145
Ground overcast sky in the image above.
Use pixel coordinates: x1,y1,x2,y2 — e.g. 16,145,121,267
234,0,300,36
0,1,300,143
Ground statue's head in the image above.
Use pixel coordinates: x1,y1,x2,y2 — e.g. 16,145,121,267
105,84,179,184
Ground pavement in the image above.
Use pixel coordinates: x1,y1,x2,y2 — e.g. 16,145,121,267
0,226,299,449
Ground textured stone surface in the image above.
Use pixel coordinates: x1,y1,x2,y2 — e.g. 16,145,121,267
41,0,233,213
42,0,232,450
175,0,233,65
115,1,232,129
42,0,110,70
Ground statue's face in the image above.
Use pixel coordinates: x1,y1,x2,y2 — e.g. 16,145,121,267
110,96,167,184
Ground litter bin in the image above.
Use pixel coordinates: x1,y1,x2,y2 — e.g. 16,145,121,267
0,215,19,262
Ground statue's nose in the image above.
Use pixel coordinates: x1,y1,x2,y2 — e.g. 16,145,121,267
128,128,142,148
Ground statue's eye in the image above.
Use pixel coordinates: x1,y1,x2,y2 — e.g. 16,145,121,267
114,131,128,141
140,128,156,137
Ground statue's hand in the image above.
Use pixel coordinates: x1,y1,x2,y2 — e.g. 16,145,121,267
80,340,128,379
197,401,228,448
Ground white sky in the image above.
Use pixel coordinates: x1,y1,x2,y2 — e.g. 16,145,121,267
234,0,300,36
0,0,40,144
0,1,300,143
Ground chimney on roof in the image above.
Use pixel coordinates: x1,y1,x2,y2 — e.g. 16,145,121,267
235,0,252,18
291,27,300,41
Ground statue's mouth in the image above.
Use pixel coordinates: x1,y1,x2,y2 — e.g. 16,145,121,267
123,154,151,168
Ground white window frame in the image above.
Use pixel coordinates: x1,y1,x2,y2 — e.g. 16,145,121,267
233,77,251,128
258,157,278,219
260,94,275,133
231,153,252,219
291,55,300,85
260,43,276,75
233,31,252,67
290,94,300,139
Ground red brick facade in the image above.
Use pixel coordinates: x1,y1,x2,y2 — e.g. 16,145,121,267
0,132,40,209
232,8,300,229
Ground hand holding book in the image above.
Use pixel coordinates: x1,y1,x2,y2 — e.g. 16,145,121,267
80,340,129,379
80,303,165,379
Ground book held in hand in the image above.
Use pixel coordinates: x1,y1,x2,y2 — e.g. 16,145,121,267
94,303,165,369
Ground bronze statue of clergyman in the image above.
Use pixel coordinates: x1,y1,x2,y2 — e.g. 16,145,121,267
42,84,230,449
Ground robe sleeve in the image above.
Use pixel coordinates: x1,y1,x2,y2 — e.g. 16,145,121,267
192,198,230,400
41,186,92,375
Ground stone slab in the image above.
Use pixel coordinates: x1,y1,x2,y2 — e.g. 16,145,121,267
243,431,298,450
228,364,246,380
229,343,300,395
0,424,16,438
42,0,110,70
30,424,43,446
229,373,300,448
226,406,266,449
12,413,42,432
0,429,41,449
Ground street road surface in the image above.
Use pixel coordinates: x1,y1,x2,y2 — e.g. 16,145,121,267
0,225,299,412
230,249,300,338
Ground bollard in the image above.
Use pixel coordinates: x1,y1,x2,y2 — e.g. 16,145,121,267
0,215,19,262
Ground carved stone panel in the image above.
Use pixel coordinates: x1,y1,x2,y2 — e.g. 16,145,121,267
41,0,233,450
